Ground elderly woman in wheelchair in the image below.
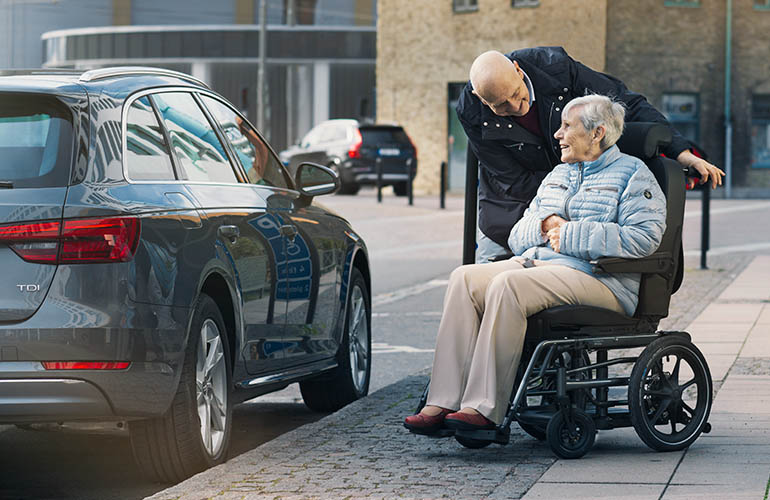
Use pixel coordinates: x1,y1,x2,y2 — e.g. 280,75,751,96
405,94,712,458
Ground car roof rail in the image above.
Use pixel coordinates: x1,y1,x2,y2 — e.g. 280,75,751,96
78,66,210,88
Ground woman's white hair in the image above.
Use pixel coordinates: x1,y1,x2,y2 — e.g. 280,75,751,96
562,94,626,150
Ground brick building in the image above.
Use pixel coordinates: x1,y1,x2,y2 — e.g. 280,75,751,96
378,0,770,196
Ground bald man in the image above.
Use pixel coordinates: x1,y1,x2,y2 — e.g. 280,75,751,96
457,47,724,262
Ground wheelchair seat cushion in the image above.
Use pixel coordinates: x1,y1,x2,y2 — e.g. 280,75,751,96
529,305,638,329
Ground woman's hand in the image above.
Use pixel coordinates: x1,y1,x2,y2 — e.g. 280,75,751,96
676,150,725,189
541,214,567,234
547,226,562,253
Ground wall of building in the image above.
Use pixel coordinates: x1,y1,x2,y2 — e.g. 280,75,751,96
376,0,607,194
606,0,726,180
733,1,770,189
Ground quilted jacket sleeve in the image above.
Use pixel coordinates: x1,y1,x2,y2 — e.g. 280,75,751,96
507,173,553,255
558,165,667,260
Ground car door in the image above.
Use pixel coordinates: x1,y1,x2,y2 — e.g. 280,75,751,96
197,94,304,373
149,90,286,376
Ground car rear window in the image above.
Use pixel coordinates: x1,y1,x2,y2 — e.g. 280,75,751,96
359,127,411,146
0,93,73,188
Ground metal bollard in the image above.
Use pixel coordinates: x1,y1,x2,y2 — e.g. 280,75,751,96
463,148,478,265
407,158,414,206
376,157,383,203
440,161,446,210
700,186,710,270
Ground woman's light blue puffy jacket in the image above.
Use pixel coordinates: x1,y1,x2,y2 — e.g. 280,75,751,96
508,145,667,315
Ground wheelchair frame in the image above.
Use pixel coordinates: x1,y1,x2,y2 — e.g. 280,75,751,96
410,123,714,458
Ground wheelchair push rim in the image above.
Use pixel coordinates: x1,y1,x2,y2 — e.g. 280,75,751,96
629,335,712,451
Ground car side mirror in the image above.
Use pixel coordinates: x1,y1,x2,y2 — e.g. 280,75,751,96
295,162,340,198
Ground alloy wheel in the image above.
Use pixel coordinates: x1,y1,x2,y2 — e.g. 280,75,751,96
196,318,228,457
347,284,370,394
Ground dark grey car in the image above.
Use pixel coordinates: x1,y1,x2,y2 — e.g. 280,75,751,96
0,68,371,482
279,119,417,195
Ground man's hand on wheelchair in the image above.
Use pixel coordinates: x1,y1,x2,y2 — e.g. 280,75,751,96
542,214,567,253
676,150,725,190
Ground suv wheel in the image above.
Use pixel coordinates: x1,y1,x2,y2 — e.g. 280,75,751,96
129,293,233,482
300,267,371,411
393,182,408,197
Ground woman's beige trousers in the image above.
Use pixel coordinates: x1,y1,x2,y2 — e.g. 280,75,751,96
426,257,624,424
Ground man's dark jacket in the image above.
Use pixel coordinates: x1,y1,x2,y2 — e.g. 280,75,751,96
456,46,693,248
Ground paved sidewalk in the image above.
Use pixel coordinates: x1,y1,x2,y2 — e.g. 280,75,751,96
147,256,770,500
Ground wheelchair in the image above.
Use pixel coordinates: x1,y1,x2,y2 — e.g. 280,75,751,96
412,122,713,459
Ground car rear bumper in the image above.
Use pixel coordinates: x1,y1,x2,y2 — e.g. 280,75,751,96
0,360,179,423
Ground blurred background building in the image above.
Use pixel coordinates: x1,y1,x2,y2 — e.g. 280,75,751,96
1,0,376,152
2,0,769,196
378,0,770,197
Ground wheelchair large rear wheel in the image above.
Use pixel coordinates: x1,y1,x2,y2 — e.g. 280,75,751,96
629,335,712,452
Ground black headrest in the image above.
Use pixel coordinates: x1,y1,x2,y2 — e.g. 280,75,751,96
617,122,672,161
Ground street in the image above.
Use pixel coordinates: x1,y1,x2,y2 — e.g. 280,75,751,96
0,189,768,499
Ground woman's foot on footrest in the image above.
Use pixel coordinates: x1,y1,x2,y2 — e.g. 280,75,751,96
404,408,454,435
444,411,496,431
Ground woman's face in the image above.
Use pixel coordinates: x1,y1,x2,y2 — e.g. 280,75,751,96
554,107,595,164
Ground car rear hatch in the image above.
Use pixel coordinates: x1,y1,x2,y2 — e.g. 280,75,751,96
0,92,76,322
358,125,416,174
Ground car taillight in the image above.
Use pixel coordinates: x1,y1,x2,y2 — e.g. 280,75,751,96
348,128,363,159
0,216,141,264
42,361,130,370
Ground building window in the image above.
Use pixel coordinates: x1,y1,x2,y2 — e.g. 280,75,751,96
751,95,770,168
754,0,770,9
662,93,699,144
453,0,478,13
512,0,539,6
664,0,700,6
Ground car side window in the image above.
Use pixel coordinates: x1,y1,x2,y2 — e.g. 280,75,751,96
150,92,238,184
125,97,176,181
200,95,290,189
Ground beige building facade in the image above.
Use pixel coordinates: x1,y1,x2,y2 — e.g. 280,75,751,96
378,0,770,195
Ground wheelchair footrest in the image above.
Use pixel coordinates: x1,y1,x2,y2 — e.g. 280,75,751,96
455,426,510,445
423,428,456,439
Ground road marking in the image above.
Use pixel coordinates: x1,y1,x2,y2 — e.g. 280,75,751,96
372,342,434,354
373,311,442,317
372,279,449,307
685,201,770,219
685,242,770,256
371,241,460,258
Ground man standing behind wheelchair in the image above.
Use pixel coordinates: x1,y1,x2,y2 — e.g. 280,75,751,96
405,94,672,435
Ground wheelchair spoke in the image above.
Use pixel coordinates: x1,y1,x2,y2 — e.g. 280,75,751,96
682,401,695,417
680,377,697,391
649,398,671,426
670,418,677,434
671,357,682,386
644,388,669,397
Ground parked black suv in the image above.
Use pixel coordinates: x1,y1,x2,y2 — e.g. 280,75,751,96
0,68,371,482
280,119,417,195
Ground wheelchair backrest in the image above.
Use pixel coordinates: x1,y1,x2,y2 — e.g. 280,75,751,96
617,123,686,320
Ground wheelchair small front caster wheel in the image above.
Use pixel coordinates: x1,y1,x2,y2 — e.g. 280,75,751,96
455,435,492,449
546,409,595,459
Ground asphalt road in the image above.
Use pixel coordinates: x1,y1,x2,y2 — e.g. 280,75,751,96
1,188,767,500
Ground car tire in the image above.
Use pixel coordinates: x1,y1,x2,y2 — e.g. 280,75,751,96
129,293,233,483
393,182,408,197
300,267,371,411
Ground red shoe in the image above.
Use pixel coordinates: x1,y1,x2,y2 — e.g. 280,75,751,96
444,411,495,431
404,408,454,435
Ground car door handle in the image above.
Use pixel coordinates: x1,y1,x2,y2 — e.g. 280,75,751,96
218,225,240,242
280,224,297,242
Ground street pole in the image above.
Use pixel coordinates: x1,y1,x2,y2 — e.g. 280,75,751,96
286,0,296,145
724,0,733,198
257,0,267,133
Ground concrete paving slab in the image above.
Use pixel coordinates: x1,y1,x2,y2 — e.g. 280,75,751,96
687,323,753,343
703,354,737,381
662,484,767,500
694,341,743,357
677,443,770,464
709,376,770,414
758,305,770,325
687,303,763,325
522,483,665,500
536,428,682,484
668,468,769,488
741,323,770,358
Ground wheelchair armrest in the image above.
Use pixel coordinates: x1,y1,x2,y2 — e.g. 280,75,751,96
489,251,515,262
591,252,673,274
